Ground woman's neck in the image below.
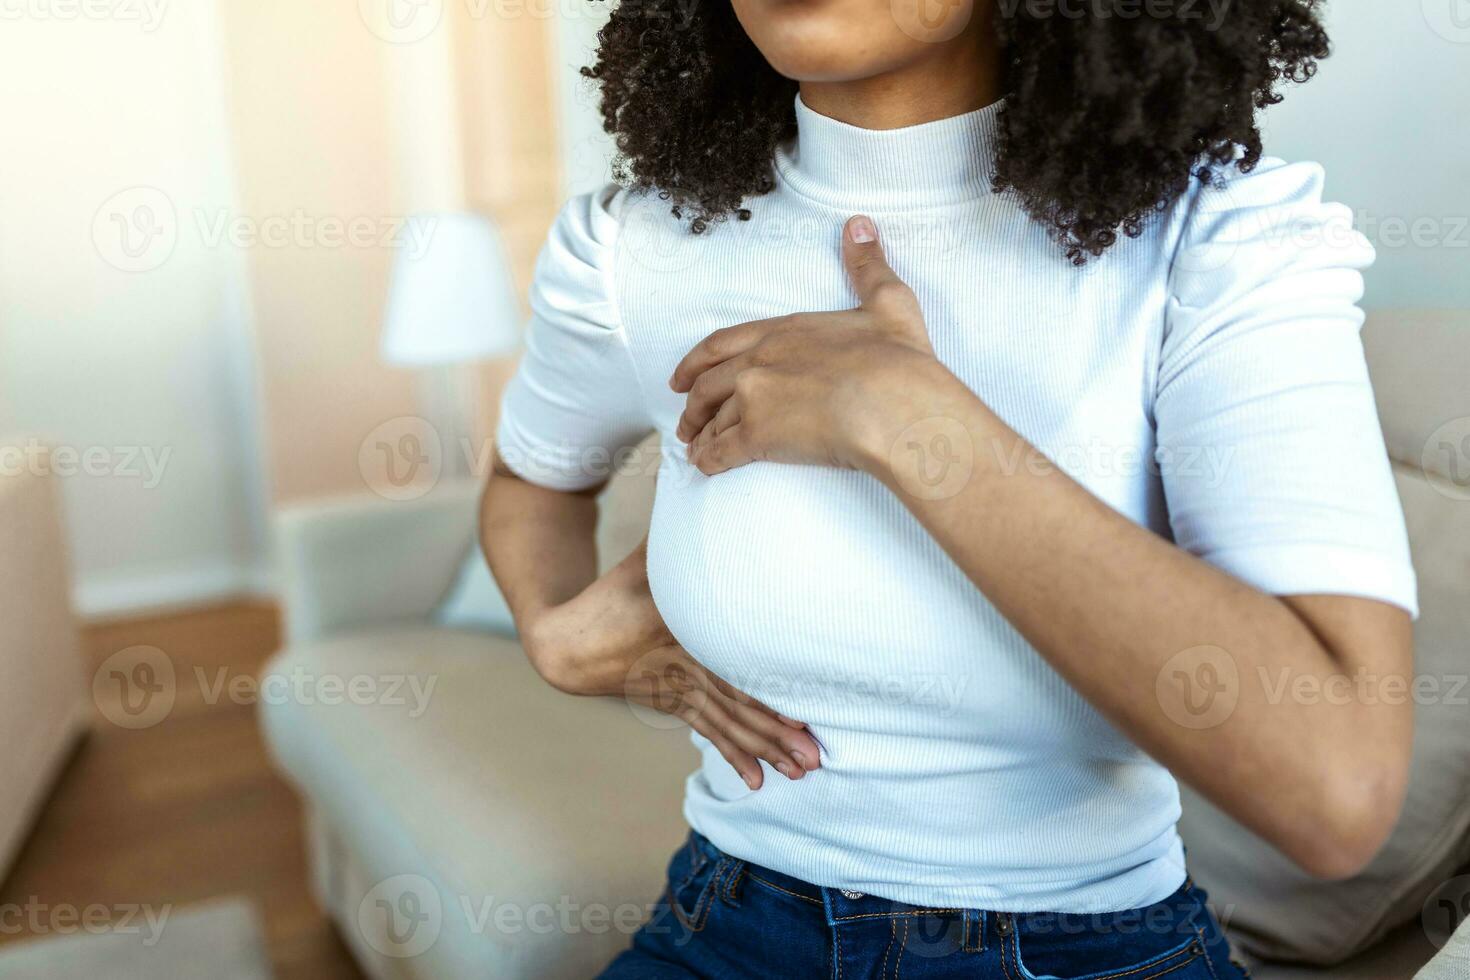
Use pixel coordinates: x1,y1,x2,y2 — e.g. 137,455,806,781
798,19,1002,131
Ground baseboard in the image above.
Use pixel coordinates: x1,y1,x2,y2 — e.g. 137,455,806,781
73,560,276,621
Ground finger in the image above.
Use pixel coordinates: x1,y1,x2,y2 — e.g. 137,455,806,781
725,700,823,772
703,697,809,781
675,356,746,443
670,319,780,393
706,676,822,771
683,710,763,790
680,689,805,781
688,396,742,448
685,398,742,461
842,215,911,316
689,422,754,476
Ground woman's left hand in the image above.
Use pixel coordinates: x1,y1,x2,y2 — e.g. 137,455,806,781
671,215,963,476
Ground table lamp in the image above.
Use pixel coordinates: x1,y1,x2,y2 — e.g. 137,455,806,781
380,211,522,477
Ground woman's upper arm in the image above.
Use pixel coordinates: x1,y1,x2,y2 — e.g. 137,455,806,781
1155,158,1418,631
495,186,654,493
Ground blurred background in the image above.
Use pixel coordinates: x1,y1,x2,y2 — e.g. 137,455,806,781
0,2,1465,979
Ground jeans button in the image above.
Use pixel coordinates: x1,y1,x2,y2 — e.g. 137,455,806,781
840,889,865,899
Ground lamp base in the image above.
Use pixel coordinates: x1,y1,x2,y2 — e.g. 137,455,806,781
417,363,483,481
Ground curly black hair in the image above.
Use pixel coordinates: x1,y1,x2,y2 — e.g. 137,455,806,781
581,0,1330,263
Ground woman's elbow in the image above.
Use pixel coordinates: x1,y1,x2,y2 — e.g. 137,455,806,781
1283,751,1410,881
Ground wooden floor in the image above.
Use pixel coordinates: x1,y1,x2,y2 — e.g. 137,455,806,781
0,601,364,980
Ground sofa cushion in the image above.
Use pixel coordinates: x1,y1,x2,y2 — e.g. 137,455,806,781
434,432,659,635
1359,311,1467,486
1178,463,1470,965
1246,918,1438,980
258,626,697,978
434,546,518,636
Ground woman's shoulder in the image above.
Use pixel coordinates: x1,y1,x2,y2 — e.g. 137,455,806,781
529,185,633,332
1162,152,1374,302
1180,152,1329,208
545,183,630,268
549,182,682,250
541,182,688,288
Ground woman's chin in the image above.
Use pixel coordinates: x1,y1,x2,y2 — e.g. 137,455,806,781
731,1,938,83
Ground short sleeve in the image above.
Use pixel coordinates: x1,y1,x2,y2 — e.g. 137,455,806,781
495,187,653,491
1157,158,1417,615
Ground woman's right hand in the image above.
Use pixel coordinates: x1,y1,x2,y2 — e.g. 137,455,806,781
523,540,821,790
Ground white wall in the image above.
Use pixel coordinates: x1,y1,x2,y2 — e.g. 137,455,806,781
550,3,616,199
1261,1,1470,310
0,2,269,617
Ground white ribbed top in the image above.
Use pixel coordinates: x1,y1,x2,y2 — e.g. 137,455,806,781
497,95,1416,912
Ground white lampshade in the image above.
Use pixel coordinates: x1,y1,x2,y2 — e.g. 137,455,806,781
381,211,522,366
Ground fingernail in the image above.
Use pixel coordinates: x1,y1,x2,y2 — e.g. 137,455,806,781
776,762,796,779
790,751,809,770
849,215,876,244
742,771,758,789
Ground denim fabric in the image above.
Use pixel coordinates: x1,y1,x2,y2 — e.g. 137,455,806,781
599,832,1249,980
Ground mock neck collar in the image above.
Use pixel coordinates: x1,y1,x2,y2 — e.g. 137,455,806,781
775,94,1001,211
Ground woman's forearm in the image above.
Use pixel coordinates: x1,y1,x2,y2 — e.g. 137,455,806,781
479,455,602,668
480,454,826,784
860,365,1413,878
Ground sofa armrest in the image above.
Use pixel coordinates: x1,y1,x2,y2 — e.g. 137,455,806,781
275,480,482,644
0,447,89,880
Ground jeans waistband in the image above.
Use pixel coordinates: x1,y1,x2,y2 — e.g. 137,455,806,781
687,831,1202,934
690,831,991,939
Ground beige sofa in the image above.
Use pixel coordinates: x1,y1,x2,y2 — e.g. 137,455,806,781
0,447,90,882
259,311,1470,979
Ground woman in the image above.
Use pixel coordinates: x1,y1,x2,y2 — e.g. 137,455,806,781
481,0,1416,976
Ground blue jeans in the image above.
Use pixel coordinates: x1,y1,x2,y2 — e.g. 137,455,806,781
599,832,1249,979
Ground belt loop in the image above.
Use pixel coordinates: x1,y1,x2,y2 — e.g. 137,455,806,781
719,858,747,908
962,909,985,953
688,834,709,875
